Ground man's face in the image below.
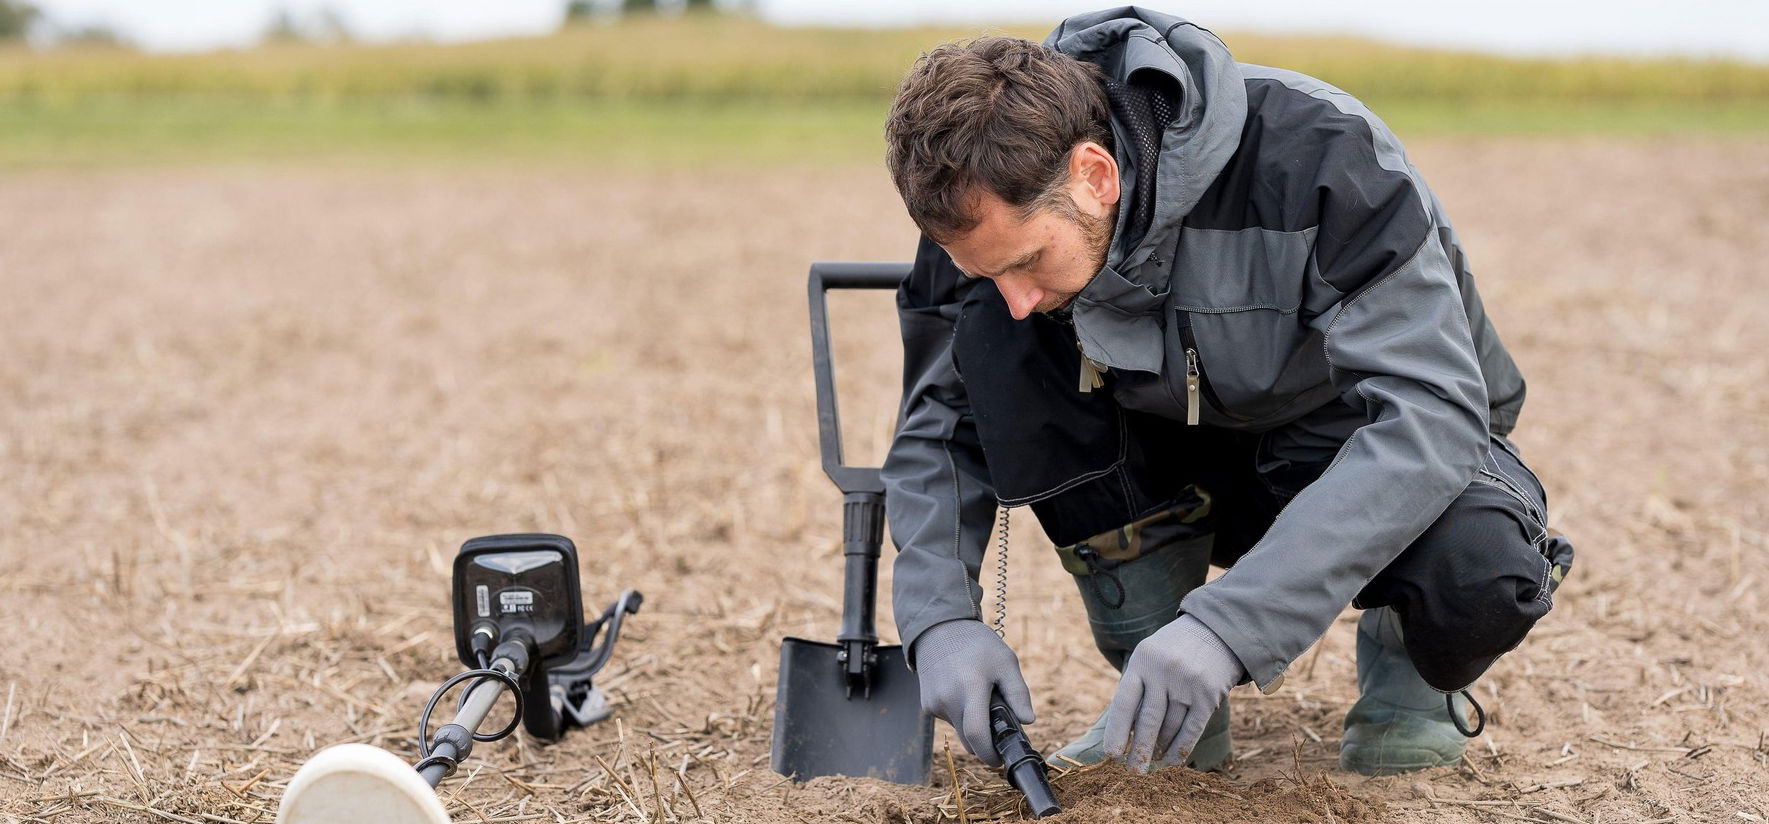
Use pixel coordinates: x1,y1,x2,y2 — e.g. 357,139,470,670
937,143,1120,320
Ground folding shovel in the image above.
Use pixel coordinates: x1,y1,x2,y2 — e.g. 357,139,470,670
770,262,933,785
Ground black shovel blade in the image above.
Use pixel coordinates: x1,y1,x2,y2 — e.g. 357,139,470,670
770,638,932,784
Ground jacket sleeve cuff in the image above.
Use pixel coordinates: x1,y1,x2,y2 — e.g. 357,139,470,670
900,609,983,671
1179,588,1289,694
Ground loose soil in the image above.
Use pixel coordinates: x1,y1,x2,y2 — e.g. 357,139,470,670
1,138,1765,823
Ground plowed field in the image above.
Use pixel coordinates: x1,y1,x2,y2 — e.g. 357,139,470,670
2,138,1765,823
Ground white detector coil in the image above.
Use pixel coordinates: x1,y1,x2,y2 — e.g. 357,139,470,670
278,744,451,824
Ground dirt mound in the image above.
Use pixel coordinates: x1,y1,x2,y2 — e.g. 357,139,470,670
928,762,1384,824
1031,763,1383,824
718,762,1382,824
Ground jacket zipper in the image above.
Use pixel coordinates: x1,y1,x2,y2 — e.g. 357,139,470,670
1174,310,1248,423
1183,349,1201,425
1061,313,1105,393
1077,341,1104,392
1477,466,1545,527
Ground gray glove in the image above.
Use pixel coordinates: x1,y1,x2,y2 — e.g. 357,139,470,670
912,619,1035,767
1103,613,1245,773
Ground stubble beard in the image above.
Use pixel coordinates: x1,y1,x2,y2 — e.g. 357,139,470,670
1045,204,1116,314
1081,204,1113,276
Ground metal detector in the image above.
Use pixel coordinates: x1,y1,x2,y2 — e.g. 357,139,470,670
278,534,642,824
770,262,934,784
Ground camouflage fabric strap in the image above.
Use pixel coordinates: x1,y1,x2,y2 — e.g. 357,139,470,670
1053,486,1215,577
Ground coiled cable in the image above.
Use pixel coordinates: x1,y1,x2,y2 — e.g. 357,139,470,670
416,667,524,757
992,506,1010,637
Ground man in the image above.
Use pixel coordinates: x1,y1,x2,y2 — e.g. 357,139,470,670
879,8,1575,776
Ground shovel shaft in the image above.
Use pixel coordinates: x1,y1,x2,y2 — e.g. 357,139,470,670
837,491,885,644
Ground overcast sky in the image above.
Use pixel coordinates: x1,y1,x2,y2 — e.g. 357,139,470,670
27,0,1769,61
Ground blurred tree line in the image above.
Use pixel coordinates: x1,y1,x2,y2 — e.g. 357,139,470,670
0,0,39,41
564,0,729,22
263,6,353,45
1,0,127,47
0,0,748,49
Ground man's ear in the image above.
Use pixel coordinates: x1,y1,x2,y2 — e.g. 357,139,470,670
1068,141,1120,217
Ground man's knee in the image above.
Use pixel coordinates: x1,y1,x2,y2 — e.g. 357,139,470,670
1362,494,1558,691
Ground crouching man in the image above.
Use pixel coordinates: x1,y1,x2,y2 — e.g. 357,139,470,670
879,8,1575,776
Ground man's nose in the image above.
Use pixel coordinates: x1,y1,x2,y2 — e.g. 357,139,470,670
996,278,1043,320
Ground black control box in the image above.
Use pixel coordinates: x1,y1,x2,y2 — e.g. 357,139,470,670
451,534,584,668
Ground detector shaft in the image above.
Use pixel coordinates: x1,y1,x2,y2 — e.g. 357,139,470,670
418,657,517,787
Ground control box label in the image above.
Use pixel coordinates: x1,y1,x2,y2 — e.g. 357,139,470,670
499,589,536,614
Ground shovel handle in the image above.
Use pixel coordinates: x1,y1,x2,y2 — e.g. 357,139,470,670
806,262,912,495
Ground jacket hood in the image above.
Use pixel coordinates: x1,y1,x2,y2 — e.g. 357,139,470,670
1045,8,1247,372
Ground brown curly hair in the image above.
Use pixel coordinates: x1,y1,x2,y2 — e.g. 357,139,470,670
884,36,1113,243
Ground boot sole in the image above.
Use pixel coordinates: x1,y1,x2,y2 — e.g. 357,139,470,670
1338,744,1462,776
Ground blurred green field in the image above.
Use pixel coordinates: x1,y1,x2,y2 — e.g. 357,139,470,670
2,15,1766,168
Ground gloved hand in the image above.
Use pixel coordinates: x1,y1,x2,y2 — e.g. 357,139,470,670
912,619,1035,767
1103,613,1245,773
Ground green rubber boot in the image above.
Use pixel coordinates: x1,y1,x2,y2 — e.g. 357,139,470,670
1339,607,1476,775
1050,698,1232,772
1047,504,1232,772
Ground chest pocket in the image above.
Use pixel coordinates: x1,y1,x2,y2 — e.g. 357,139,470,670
1168,226,1336,426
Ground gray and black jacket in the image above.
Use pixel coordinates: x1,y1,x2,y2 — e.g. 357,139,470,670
882,7,1528,691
